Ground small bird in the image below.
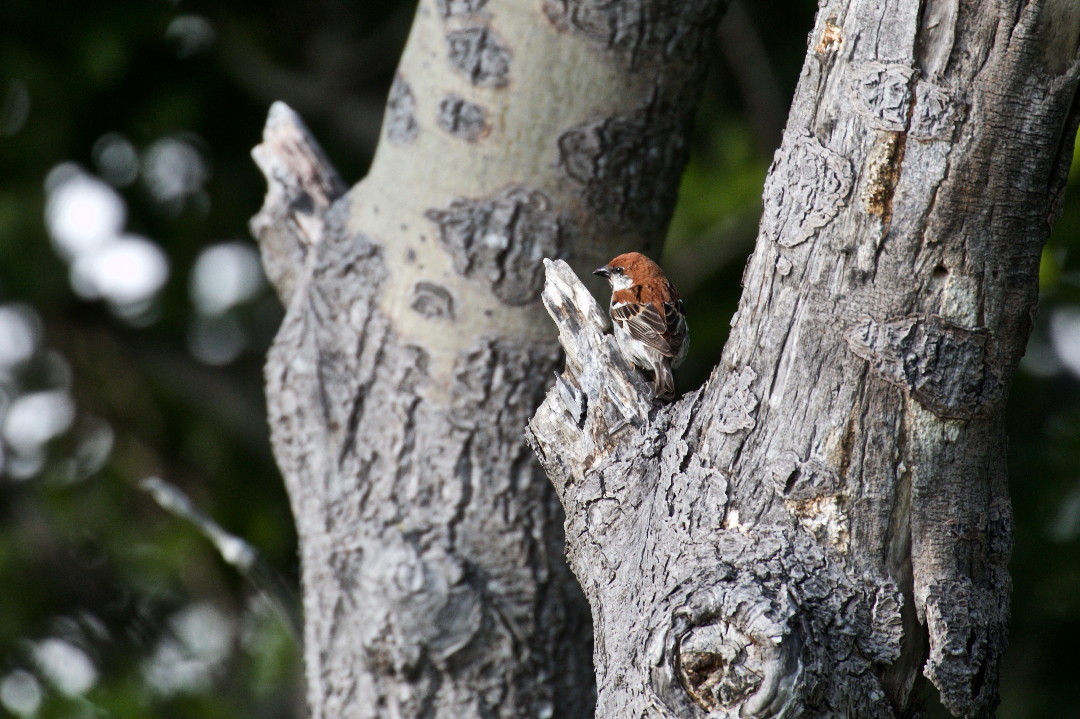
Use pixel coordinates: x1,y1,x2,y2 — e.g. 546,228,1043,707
593,252,688,401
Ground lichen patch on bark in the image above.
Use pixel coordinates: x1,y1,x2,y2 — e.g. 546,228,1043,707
910,81,961,140
709,365,758,433
541,0,721,69
557,93,693,236
845,314,1003,420
410,281,456,320
761,131,853,248
436,94,490,142
445,25,511,88
851,62,915,132
386,74,419,145
425,186,572,305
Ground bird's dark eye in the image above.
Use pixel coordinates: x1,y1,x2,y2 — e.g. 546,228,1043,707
613,267,623,274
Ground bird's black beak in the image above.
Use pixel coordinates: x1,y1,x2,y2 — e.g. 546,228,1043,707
592,266,611,278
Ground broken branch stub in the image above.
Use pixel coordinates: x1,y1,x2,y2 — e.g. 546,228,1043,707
526,259,652,495
250,102,347,305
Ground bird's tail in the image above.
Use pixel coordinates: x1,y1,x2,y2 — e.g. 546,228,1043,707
652,361,674,401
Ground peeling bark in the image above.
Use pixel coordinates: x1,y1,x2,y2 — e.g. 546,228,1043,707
528,2,1080,718
250,0,727,716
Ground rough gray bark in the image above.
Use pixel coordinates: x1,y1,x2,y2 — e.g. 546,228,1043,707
527,1,1080,717
249,0,727,716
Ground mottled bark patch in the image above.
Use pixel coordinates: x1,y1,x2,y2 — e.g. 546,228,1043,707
437,95,489,142
386,74,419,145
410,281,456,320
761,131,853,247
557,94,692,235
446,26,511,88
852,62,915,131
921,578,1002,714
862,131,905,221
845,314,1003,419
425,186,572,305
910,81,961,140
769,451,840,500
452,336,562,411
711,365,758,433
542,0,719,68
865,585,905,664
437,0,488,19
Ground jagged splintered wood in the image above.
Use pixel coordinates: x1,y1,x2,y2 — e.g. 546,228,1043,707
528,2,1080,717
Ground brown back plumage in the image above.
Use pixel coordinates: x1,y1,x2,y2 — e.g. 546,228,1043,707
606,252,685,361
599,252,688,401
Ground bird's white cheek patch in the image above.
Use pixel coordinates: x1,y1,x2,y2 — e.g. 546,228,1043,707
610,273,633,291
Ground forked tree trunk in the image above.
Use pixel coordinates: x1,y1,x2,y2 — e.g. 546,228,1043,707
527,1,1080,717
249,0,726,716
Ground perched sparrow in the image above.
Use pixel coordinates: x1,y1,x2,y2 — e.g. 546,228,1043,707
593,252,688,400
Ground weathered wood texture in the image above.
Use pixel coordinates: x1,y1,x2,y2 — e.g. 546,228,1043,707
250,0,727,716
528,2,1080,717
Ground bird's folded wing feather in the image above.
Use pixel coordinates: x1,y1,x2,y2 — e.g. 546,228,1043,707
665,300,687,352
612,302,674,356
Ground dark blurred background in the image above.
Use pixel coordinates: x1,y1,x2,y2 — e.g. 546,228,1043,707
1,1,1078,717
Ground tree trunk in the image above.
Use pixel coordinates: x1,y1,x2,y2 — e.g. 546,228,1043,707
527,2,1080,717
249,0,726,716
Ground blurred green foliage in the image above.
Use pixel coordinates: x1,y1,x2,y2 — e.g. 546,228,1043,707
1,0,1079,717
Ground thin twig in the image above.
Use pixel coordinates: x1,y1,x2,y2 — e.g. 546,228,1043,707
141,476,302,642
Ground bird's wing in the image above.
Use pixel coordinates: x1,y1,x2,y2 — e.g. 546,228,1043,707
611,302,674,356
664,299,688,358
